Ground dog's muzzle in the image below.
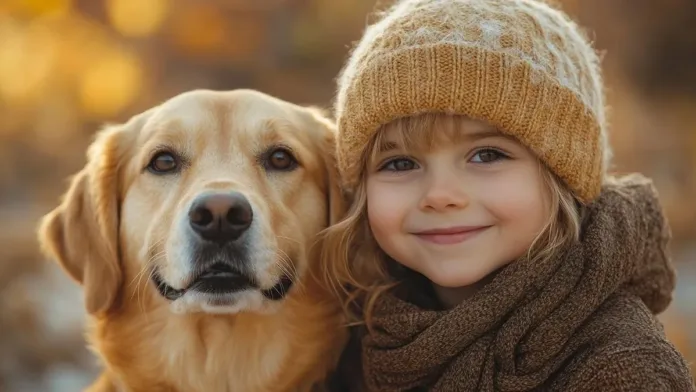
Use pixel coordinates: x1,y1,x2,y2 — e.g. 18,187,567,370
150,190,295,302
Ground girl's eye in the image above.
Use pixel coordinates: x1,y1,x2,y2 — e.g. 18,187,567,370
380,157,418,172
470,148,509,164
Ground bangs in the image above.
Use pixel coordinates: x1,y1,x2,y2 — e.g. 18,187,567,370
366,113,484,165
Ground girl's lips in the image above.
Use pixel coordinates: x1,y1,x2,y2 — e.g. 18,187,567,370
413,226,491,245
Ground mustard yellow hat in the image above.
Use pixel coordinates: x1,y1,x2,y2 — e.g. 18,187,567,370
335,0,609,202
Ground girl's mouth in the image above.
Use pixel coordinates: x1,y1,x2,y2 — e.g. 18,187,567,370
413,225,491,245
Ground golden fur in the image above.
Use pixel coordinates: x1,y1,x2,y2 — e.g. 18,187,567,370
38,89,347,392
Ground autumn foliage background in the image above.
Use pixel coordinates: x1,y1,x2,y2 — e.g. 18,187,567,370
0,0,694,390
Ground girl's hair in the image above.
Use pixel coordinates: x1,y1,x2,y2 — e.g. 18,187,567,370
320,113,584,328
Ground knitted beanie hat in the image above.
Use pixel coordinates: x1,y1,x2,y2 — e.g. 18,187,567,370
335,0,609,203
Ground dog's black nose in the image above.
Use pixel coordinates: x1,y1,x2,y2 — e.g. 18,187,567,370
188,191,253,244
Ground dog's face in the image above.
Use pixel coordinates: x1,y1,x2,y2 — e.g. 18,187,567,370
39,90,343,316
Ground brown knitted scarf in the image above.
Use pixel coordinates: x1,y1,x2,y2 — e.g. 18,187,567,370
361,175,679,391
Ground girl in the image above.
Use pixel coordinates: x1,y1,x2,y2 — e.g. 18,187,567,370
323,0,695,390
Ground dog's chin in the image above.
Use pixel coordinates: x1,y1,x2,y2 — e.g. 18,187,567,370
170,290,282,315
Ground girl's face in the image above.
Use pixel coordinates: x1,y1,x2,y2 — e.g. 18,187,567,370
366,117,551,297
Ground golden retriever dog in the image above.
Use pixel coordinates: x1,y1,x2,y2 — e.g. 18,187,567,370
37,89,347,392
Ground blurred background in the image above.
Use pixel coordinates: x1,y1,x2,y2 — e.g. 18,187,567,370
0,0,694,390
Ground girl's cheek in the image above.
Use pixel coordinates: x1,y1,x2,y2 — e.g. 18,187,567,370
367,181,403,216
476,165,547,221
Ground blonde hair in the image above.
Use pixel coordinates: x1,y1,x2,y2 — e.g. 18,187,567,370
321,113,584,328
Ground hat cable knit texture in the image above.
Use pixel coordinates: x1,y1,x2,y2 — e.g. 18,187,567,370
335,0,610,202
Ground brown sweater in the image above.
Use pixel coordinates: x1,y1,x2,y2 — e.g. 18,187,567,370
330,175,695,391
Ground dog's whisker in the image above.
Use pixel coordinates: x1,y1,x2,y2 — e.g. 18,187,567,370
129,269,148,291
275,239,304,292
129,250,166,307
141,266,159,320
276,250,295,276
146,247,167,265
277,249,306,295
130,264,153,300
134,265,153,309
278,263,295,286
133,247,166,321
139,268,158,324
129,250,165,289
142,238,166,262
276,254,294,278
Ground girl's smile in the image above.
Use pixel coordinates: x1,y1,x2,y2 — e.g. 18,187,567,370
411,225,492,245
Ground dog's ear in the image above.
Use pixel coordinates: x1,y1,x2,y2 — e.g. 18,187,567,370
38,113,145,316
304,106,346,225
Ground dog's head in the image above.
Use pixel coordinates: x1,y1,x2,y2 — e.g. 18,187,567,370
38,89,343,316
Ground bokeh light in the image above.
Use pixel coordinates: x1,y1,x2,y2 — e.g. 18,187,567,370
0,17,56,105
106,0,168,38
78,47,144,117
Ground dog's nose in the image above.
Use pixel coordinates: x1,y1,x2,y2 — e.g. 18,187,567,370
188,191,253,244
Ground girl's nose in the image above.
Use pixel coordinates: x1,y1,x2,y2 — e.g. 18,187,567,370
418,170,469,212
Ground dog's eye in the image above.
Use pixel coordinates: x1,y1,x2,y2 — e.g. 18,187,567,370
264,148,297,171
148,152,179,174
